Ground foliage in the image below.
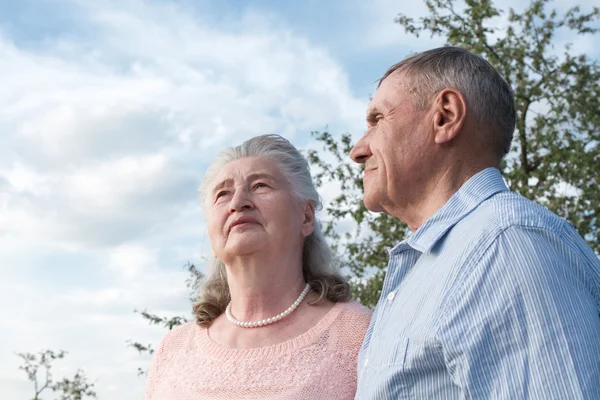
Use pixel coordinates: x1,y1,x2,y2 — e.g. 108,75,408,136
306,132,409,307
308,0,600,308
17,349,96,400
128,262,204,376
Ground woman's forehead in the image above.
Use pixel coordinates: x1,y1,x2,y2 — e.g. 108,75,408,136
211,157,284,186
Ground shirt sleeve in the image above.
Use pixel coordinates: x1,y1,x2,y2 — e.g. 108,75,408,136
440,224,600,399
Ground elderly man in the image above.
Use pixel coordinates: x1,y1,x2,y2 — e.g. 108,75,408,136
350,46,600,399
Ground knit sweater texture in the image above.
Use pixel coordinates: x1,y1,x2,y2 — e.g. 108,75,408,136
145,301,372,400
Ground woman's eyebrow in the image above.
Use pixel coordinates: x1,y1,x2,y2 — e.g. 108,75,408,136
211,173,278,194
247,172,277,182
211,178,233,194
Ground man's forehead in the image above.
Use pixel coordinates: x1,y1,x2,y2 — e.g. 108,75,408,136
379,71,408,93
367,74,409,114
366,94,401,115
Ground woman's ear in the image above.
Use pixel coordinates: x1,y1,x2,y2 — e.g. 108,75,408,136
301,202,315,237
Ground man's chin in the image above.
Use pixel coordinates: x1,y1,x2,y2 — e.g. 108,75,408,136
363,196,384,213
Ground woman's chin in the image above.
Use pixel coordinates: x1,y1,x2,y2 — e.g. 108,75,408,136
224,237,265,256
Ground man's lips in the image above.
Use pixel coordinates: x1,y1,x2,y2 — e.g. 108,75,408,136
364,167,377,176
228,217,259,233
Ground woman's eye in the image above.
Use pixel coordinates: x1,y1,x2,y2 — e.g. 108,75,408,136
216,191,228,199
254,183,268,189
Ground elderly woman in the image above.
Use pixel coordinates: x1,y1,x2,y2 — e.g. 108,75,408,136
145,134,371,399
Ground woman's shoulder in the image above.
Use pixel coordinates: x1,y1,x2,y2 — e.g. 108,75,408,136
330,301,372,336
338,300,373,320
155,321,202,352
306,301,371,360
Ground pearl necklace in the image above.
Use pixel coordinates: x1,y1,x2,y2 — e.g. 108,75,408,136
225,283,311,328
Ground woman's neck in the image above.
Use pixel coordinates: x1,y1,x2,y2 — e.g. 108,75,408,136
225,253,306,322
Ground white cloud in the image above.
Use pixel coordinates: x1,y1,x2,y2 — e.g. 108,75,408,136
356,0,599,58
0,0,370,398
108,244,157,279
0,0,369,249
356,0,444,50
0,234,194,399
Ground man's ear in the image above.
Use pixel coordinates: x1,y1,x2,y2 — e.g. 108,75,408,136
432,88,467,144
301,202,315,237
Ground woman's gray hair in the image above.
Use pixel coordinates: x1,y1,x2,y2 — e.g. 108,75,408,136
379,46,516,159
194,134,350,327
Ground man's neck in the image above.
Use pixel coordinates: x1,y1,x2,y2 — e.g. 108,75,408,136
392,162,494,232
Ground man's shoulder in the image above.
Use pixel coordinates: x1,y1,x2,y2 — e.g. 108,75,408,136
442,189,580,269
457,190,599,274
468,190,568,234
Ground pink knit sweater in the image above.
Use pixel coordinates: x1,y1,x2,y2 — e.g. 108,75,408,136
145,301,371,400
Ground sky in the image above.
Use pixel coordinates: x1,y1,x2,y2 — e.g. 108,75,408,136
0,0,597,398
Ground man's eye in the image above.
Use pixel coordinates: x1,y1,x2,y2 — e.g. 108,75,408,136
367,114,383,126
216,191,229,199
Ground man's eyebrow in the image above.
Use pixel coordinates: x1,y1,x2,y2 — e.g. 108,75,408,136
366,106,382,120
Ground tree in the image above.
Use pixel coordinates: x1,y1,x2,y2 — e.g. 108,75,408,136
308,0,599,308
17,349,96,400
307,132,407,308
127,2,599,354
128,263,204,376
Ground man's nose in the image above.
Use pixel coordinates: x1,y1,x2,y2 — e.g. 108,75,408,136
350,133,372,164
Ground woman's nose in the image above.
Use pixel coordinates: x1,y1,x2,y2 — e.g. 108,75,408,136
229,190,254,213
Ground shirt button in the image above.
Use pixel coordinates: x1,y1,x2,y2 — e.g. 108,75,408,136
364,358,369,366
387,291,396,301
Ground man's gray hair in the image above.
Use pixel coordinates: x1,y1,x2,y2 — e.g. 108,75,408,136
380,46,516,158
194,134,350,327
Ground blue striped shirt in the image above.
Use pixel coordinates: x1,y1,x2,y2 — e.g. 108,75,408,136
355,168,600,399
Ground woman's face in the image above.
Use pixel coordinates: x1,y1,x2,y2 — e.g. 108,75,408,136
205,157,314,263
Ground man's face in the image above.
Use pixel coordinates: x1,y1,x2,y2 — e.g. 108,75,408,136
349,72,433,214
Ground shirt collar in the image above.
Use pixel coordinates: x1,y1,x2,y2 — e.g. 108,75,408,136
393,168,508,254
